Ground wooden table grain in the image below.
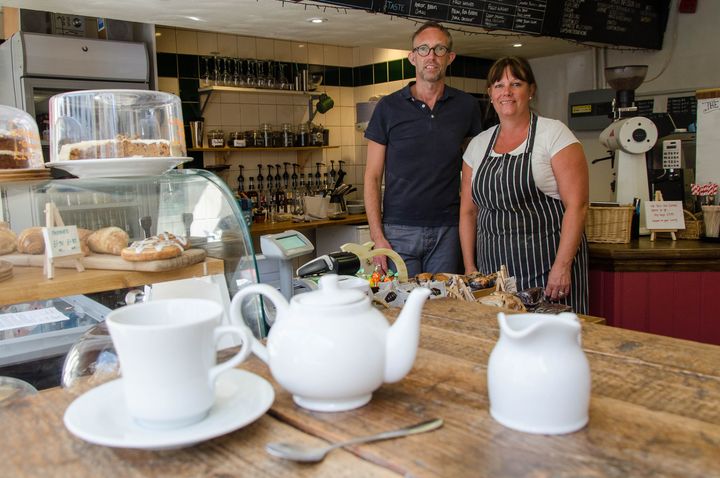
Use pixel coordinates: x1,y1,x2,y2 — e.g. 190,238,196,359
2,298,719,477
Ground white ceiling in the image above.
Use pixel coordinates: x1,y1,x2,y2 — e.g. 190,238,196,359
1,0,591,59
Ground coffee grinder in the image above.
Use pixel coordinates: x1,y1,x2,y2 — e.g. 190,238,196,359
599,65,658,234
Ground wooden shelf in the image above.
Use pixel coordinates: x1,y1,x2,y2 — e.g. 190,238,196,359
0,258,224,305
198,86,314,96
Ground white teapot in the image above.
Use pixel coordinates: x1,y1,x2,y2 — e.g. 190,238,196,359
230,274,431,412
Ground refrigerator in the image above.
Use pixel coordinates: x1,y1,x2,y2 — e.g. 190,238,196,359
0,31,150,161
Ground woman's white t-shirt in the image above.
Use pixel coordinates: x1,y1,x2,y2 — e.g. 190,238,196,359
463,116,579,200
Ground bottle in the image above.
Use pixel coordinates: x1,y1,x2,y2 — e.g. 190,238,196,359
329,160,337,187
237,165,245,195
314,163,323,194
246,176,259,221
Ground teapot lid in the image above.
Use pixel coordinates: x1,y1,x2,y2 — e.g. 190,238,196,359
294,274,367,307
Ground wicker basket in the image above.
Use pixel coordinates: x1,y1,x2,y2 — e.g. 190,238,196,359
585,206,634,243
677,210,703,240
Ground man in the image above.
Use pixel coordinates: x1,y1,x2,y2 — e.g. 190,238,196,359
363,21,484,276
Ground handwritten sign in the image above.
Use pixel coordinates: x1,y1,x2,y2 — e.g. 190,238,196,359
42,225,82,258
644,201,685,230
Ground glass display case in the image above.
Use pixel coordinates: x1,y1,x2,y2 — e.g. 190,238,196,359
0,169,262,388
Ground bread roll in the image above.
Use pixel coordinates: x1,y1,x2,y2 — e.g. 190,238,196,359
78,228,93,256
17,227,45,254
87,227,129,256
0,228,17,255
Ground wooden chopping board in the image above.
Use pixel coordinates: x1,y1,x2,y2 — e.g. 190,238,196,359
0,248,207,272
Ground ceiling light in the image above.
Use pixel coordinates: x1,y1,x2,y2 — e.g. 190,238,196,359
512,43,523,48
185,16,204,22
307,17,328,24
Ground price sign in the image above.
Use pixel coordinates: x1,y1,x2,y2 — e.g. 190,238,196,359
42,225,82,258
644,201,685,230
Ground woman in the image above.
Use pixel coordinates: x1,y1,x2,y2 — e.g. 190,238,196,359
460,56,589,313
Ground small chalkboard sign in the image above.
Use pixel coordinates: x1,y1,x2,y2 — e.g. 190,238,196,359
645,192,684,241
42,202,85,279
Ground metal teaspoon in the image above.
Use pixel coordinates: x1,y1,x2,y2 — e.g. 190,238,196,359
265,418,443,463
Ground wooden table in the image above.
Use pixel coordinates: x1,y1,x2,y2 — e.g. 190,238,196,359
2,299,719,477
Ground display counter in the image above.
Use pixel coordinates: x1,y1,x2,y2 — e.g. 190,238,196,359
588,238,720,344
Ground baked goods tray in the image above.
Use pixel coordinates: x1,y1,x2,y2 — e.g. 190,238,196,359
0,249,206,272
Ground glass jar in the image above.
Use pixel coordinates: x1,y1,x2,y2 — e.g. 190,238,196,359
247,130,261,147
207,129,225,148
310,124,324,146
228,131,246,148
260,123,274,148
280,123,295,148
295,123,310,147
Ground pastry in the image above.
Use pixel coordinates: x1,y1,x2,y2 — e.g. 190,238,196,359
57,135,171,161
155,231,188,250
16,227,45,254
479,291,527,312
121,236,184,262
415,272,433,283
467,271,497,290
0,227,17,255
87,227,129,255
432,273,451,282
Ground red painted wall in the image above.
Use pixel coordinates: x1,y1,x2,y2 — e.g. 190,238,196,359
589,270,720,345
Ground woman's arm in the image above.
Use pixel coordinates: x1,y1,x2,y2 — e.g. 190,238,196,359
547,142,589,300
459,161,479,274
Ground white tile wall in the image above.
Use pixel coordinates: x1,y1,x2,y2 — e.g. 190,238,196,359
159,26,482,195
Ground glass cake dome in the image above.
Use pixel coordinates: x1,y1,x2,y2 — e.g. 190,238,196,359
0,105,44,170
49,90,187,164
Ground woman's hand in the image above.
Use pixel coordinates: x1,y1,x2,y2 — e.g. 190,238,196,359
545,263,572,301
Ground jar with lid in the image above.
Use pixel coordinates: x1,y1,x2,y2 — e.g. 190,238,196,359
207,129,225,148
280,123,295,148
228,131,246,148
296,123,310,147
260,123,274,148
247,130,261,147
310,123,324,146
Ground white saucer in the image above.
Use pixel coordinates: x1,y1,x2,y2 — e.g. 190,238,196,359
47,157,190,178
63,368,274,450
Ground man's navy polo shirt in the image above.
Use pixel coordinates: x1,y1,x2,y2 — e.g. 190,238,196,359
365,82,483,226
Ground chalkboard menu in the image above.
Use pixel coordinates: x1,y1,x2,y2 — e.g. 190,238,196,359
317,0,670,50
543,0,670,50
667,95,697,130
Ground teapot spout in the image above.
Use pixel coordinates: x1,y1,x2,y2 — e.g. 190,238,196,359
384,287,431,383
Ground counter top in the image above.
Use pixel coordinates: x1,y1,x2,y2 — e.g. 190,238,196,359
2,299,719,477
0,258,224,305
589,237,720,271
248,214,367,237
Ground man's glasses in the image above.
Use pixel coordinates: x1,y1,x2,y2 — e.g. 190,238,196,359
412,44,450,57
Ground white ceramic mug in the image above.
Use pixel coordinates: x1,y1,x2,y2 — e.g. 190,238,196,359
106,298,252,429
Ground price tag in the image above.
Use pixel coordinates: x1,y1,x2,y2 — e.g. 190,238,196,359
42,225,83,258
644,201,685,230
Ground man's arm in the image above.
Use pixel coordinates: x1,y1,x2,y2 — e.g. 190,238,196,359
363,140,391,272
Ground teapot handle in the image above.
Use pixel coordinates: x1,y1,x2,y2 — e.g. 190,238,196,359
230,284,289,364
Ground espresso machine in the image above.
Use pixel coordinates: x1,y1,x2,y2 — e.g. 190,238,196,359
647,131,697,212
599,65,658,234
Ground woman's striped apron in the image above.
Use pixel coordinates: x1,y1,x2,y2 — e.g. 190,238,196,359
471,113,588,313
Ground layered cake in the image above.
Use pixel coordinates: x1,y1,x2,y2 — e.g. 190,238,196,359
57,135,171,161
0,130,31,169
